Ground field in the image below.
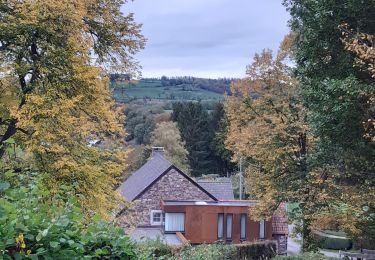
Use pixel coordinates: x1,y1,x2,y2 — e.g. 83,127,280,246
111,79,224,103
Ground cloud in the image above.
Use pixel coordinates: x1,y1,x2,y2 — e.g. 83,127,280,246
122,0,290,78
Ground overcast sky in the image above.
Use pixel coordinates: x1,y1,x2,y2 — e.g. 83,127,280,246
122,0,290,79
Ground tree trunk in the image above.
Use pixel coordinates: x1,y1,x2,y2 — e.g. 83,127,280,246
0,119,17,158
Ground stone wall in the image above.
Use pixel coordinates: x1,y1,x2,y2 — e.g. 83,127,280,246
117,168,214,229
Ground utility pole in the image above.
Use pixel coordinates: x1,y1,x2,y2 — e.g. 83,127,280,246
239,157,243,200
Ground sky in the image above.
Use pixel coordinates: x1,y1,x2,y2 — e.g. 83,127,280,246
122,0,290,79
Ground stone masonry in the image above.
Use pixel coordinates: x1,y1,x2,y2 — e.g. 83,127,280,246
117,168,214,229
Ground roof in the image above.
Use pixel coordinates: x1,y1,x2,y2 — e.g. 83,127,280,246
162,200,257,207
272,203,288,235
118,151,217,201
118,152,172,201
197,178,234,200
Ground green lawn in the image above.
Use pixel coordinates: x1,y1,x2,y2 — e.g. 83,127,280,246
111,80,223,103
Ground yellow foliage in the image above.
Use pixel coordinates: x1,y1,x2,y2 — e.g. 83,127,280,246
0,0,145,217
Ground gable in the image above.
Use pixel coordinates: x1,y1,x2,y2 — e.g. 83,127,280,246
133,165,217,201
136,167,217,201
118,153,172,201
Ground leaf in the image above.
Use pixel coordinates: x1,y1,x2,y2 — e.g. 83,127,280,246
42,229,48,237
3,138,15,144
0,182,10,191
49,241,59,248
36,233,42,242
4,170,15,178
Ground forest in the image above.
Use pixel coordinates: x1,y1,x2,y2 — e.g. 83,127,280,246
0,0,374,259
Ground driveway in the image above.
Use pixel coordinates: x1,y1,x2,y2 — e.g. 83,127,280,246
287,225,340,258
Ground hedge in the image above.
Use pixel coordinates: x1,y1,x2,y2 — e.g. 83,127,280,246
314,230,352,250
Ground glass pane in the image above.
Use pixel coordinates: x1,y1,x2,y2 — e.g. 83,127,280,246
165,213,185,232
153,212,161,222
259,219,265,239
226,214,233,239
240,214,246,239
217,214,224,239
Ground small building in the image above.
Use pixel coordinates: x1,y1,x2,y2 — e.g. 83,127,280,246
116,147,288,253
160,200,272,244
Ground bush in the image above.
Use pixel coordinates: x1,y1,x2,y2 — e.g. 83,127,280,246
0,172,136,259
233,241,277,260
174,243,235,260
135,238,174,259
315,231,352,250
273,252,335,260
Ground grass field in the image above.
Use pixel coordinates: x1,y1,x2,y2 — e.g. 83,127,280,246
111,79,224,103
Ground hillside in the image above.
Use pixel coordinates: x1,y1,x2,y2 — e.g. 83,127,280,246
111,77,233,103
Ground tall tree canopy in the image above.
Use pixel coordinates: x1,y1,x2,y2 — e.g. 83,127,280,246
284,0,375,246
225,35,325,250
0,0,145,217
171,102,212,176
150,121,190,174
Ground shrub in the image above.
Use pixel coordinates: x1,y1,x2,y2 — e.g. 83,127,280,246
273,252,335,260
135,238,174,259
314,231,352,250
0,172,136,259
233,241,277,260
174,243,235,260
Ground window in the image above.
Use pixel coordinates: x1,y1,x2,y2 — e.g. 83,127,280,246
217,214,224,240
150,210,163,226
226,214,233,240
259,219,265,239
240,214,247,240
165,213,185,232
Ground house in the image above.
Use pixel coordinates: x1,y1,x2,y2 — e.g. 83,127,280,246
116,147,288,253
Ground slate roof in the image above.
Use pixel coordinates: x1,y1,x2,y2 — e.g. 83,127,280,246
118,152,172,201
197,178,234,200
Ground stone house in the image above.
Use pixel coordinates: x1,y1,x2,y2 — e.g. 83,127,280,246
116,148,287,254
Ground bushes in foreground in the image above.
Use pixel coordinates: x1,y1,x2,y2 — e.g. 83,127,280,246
273,252,336,260
135,240,276,260
0,172,136,259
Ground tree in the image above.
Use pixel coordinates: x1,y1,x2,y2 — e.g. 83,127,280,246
284,0,375,246
0,0,145,217
209,103,236,176
171,102,213,176
225,35,325,251
150,121,190,174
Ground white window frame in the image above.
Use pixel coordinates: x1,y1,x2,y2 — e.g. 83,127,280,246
150,210,163,226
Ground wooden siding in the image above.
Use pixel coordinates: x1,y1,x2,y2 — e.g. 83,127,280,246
161,203,272,244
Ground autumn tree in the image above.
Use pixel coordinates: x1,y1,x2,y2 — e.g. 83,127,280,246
284,0,375,246
150,121,190,174
0,0,145,217
225,35,327,251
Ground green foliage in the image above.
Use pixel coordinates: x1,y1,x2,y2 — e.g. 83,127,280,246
150,121,190,173
274,252,335,260
135,238,173,260
111,77,230,103
171,102,232,176
125,101,165,144
0,172,136,259
232,241,277,260
174,243,235,260
284,0,375,244
316,235,352,250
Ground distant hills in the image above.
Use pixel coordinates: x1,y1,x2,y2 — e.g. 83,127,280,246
110,75,238,103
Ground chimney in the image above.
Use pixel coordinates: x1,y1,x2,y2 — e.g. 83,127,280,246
151,147,165,157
